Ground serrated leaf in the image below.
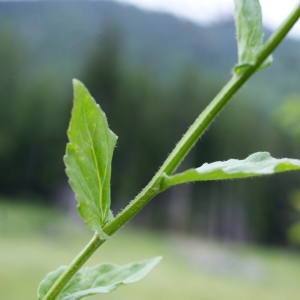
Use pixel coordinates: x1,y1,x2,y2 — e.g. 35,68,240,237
163,152,300,187
38,257,162,300
233,0,272,74
64,79,117,238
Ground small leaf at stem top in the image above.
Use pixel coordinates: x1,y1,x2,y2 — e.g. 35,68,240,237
163,152,300,187
234,0,272,74
38,257,162,300
64,79,117,238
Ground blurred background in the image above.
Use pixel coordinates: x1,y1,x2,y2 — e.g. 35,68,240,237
1,0,300,299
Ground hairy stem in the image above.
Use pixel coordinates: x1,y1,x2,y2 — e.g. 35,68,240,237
105,2,300,234
42,233,105,300
42,4,300,300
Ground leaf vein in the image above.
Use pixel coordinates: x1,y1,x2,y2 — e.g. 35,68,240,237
82,103,104,222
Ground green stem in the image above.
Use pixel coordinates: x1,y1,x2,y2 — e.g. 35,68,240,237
42,233,105,300
162,2,300,176
42,4,300,300
105,2,300,234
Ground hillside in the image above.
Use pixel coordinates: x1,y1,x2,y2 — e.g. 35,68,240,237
0,1,299,112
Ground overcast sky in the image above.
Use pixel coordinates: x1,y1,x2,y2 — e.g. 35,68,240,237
114,0,300,39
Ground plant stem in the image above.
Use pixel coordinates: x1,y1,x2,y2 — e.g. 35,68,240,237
105,2,300,234
162,3,300,176
42,233,105,300
42,4,300,300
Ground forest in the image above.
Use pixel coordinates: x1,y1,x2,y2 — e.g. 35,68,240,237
1,0,300,246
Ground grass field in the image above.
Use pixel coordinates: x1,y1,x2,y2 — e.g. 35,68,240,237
1,200,300,300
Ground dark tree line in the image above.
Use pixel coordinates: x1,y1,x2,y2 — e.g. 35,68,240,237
1,26,299,245
79,29,300,245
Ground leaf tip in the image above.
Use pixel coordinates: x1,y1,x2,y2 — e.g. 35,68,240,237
154,256,163,264
72,78,88,98
72,78,82,88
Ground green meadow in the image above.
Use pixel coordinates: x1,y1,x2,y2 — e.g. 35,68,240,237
1,201,300,300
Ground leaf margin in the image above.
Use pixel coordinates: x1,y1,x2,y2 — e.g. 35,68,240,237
64,79,117,238
38,257,162,300
163,152,300,188
233,0,272,74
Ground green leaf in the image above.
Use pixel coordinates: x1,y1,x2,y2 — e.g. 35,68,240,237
163,152,300,187
233,0,272,74
64,79,117,238
38,257,162,300
38,266,66,300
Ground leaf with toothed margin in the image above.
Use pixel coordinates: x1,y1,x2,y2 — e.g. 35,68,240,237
37,257,162,300
64,79,117,238
163,152,300,188
233,0,272,74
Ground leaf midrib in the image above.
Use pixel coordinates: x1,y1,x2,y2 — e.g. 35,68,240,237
82,101,107,224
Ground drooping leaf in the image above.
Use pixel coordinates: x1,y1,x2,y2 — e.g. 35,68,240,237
64,79,117,238
234,0,272,74
163,152,300,188
38,257,162,300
